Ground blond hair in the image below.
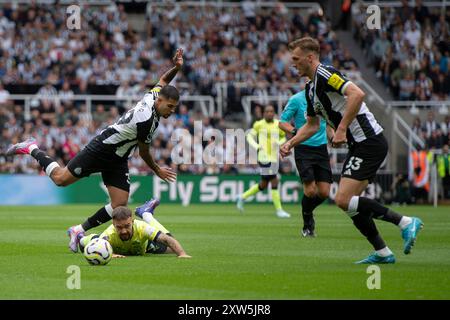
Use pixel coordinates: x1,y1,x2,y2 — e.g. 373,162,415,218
288,37,320,56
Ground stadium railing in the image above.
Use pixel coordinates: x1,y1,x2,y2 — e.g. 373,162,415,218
8,94,217,121
354,1,448,9
0,0,113,4
148,1,322,10
387,101,450,115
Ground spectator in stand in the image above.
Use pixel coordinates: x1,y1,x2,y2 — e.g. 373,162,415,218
424,110,438,138
59,81,75,109
441,116,450,137
391,173,412,205
427,129,444,150
399,73,416,100
0,82,11,108
437,144,450,199
37,82,59,110
416,71,433,100
411,117,423,136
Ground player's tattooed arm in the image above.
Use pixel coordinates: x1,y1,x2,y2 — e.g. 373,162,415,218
138,141,176,182
156,48,184,87
333,83,365,147
326,125,335,144
156,233,191,258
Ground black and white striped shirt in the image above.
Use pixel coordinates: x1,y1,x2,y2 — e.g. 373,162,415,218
306,64,383,144
86,86,162,161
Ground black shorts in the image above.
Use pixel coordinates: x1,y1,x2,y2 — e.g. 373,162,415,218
258,161,278,181
294,144,332,184
342,133,388,183
67,148,130,192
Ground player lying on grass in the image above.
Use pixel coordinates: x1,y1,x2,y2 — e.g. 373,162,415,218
79,199,191,258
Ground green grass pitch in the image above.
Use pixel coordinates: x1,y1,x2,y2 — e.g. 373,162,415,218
0,204,449,299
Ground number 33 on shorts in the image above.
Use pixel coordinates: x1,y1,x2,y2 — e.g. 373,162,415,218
345,156,363,171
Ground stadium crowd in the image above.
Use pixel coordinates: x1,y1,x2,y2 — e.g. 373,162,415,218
408,111,450,201
0,1,353,175
0,2,357,102
353,0,450,101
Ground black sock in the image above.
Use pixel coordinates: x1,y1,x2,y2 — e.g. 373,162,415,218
31,149,56,172
311,196,326,210
301,195,326,230
81,206,112,231
351,213,386,250
302,195,316,230
357,197,402,225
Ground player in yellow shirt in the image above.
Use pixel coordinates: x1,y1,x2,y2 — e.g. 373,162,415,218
236,105,291,218
79,200,190,258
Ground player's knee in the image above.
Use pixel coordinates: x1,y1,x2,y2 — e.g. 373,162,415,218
304,187,316,198
111,200,128,208
318,189,330,199
335,193,350,211
53,174,69,187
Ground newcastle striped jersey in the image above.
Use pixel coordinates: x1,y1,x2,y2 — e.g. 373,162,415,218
305,64,383,144
86,86,162,160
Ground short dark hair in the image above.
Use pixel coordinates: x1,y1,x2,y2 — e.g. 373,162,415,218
112,206,132,221
160,85,180,101
264,104,275,112
288,37,320,56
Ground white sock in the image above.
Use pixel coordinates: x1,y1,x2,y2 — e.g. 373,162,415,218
376,246,393,257
45,162,60,177
398,216,413,230
74,224,84,233
142,212,154,224
28,144,38,153
105,203,114,217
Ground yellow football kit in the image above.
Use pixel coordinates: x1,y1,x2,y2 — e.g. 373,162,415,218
100,220,161,256
247,119,286,164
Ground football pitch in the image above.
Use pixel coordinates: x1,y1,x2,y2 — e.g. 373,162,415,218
0,204,449,300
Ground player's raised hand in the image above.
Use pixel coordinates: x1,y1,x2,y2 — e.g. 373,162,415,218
280,142,292,158
331,127,347,148
157,167,177,183
173,48,184,69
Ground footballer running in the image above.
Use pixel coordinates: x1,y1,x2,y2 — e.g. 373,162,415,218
280,37,423,264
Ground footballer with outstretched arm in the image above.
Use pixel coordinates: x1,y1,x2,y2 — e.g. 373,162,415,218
6,49,185,253
80,199,191,258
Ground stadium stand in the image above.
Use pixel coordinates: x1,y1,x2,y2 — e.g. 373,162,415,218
0,1,352,175
352,0,450,101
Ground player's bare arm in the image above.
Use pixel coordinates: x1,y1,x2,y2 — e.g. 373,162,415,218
332,83,365,147
326,125,335,143
138,141,177,182
156,48,184,87
280,116,320,157
278,121,295,136
156,233,191,258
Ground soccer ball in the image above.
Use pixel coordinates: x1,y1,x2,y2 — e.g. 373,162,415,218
83,238,113,266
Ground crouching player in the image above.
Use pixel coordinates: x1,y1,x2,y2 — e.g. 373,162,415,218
79,199,191,258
